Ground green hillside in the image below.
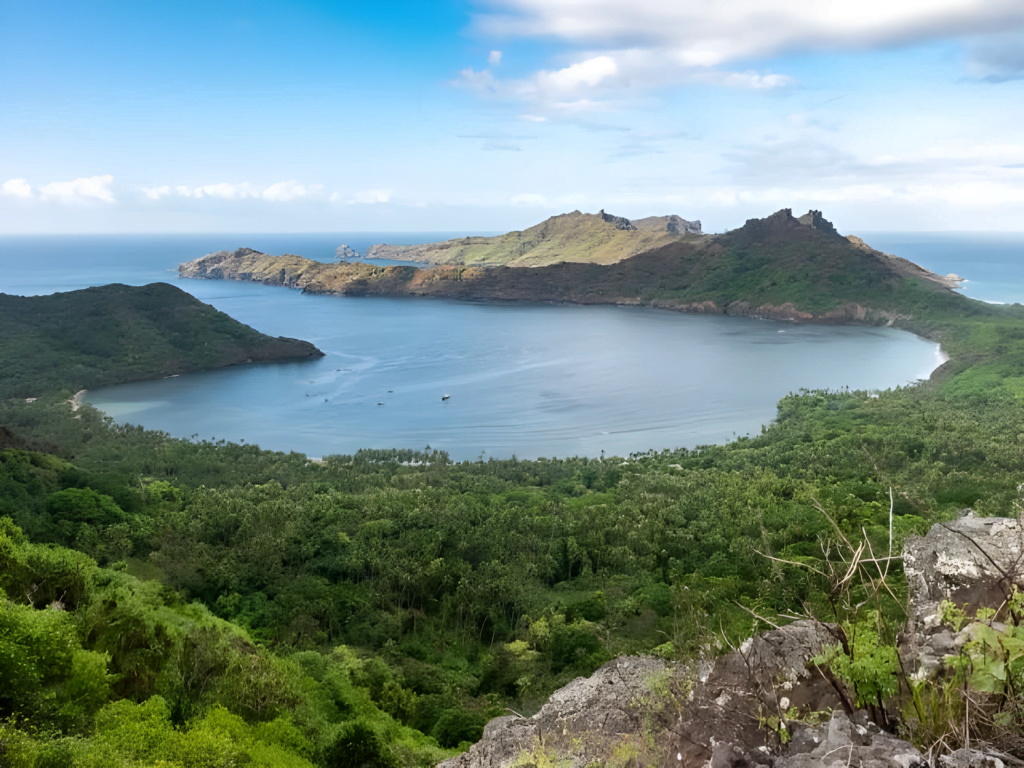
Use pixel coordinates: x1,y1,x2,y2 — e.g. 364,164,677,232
363,209,702,266
0,283,322,399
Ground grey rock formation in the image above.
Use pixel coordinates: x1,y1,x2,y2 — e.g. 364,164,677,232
776,711,925,768
902,515,1024,677
668,621,847,768
633,214,703,236
797,210,840,237
441,621,878,768
939,748,1024,768
335,244,359,260
437,656,668,768
598,209,637,231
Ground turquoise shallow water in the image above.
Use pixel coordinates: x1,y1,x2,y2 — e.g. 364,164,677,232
1,232,1002,459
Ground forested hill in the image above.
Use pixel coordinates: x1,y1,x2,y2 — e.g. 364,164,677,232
179,208,968,324
0,282,323,399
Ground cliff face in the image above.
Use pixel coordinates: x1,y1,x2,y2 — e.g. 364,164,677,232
362,209,703,267
180,209,963,326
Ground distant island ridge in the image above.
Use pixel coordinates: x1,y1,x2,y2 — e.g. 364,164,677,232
359,210,703,267
180,208,967,327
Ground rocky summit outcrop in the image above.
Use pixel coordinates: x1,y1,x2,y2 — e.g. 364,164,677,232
441,620,929,768
335,244,359,260
441,515,1024,768
438,655,670,768
902,514,1024,678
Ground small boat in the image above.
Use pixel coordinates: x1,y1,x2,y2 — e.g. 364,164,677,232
441,394,451,401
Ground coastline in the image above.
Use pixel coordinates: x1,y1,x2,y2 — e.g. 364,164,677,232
70,389,87,411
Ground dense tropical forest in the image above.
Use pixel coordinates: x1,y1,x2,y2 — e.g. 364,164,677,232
5,235,1024,765
0,283,321,400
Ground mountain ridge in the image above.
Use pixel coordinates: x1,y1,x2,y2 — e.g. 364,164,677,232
362,209,703,267
180,208,965,328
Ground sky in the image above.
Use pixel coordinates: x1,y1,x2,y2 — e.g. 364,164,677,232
2,0,1024,234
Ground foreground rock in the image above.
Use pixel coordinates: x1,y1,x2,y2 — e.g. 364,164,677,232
902,515,1024,677
441,620,929,768
438,656,669,768
446,514,1024,768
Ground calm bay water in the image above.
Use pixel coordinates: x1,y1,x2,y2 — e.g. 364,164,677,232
3,231,1017,460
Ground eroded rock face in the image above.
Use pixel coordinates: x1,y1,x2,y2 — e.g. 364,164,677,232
668,621,846,768
437,656,669,768
441,622,884,768
775,711,925,768
902,515,1024,677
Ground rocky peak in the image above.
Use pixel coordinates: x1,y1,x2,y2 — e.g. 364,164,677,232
797,209,841,236
598,209,637,231
335,244,359,260
633,214,703,235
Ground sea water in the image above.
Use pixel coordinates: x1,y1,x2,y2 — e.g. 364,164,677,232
3,232,1017,460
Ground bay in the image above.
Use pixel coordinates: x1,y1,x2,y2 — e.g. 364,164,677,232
1,232,995,460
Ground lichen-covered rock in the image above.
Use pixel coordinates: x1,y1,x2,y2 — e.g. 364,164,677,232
441,621,855,768
902,515,1024,677
775,711,925,768
436,656,670,768
667,621,846,768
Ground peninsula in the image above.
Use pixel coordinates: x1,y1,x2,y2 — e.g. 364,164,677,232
0,282,323,399
180,208,966,324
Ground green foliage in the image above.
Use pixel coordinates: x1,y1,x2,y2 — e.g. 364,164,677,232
0,282,318,399
813,617,899,708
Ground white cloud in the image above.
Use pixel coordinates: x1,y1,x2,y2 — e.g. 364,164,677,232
511,193,547,205
142,185,171,200
460,0,1024,112
537,55,618,92
165,181,321,201
476,1,1024,64
351,189,393,204
1,178,33,198
455,48,791,115
262,180,319,201
175,182,259,199
489,50,503,65
39,175,115,203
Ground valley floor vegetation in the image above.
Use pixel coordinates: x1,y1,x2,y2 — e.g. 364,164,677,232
5,289,1024,766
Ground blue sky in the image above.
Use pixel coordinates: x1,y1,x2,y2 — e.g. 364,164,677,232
2,0,1024,234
